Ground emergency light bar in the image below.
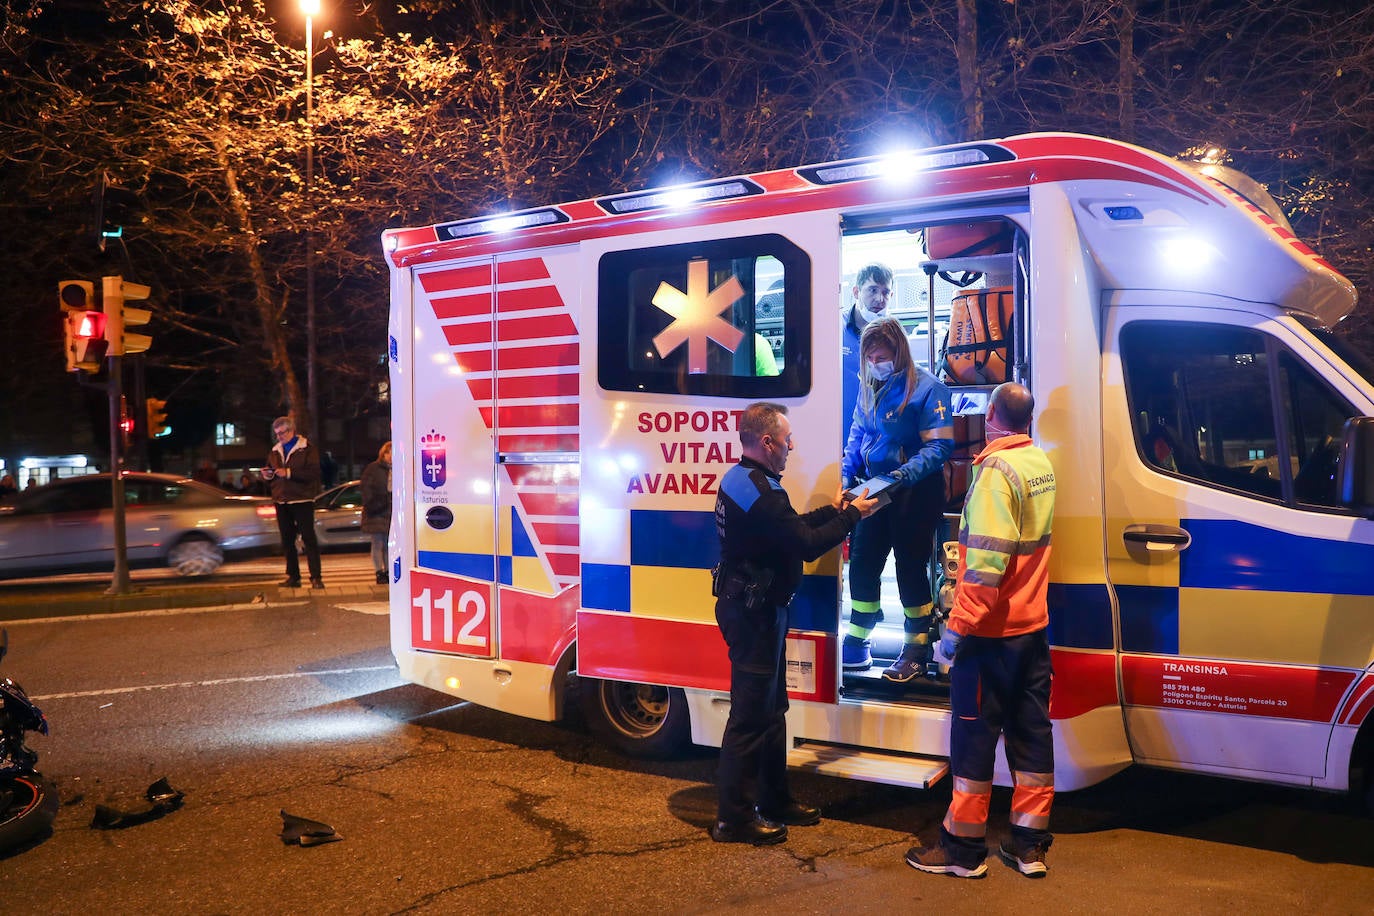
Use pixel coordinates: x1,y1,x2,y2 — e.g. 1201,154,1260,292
435,207,569,241
798,144,1014,186
598,178,765,215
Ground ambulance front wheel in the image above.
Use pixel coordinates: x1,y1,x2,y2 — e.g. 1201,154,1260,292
579,678,691,759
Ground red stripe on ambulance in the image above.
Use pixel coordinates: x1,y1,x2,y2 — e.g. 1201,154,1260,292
1337,673,1374,726
1122,656,1355,722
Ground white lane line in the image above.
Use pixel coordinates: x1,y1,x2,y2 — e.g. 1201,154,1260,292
32,665,398,701
1,600,310,626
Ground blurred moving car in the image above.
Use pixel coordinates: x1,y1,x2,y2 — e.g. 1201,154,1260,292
313,480,369,550
0,472,278,578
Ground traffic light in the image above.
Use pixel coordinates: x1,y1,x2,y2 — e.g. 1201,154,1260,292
102,275,153,356
59,279,107,372
147,398,170,438
93,172,141,253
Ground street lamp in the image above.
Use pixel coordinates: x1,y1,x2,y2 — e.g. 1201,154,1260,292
301,0,319,440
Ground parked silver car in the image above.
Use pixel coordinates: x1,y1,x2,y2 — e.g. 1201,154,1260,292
313,480,369,550
0,473,278,578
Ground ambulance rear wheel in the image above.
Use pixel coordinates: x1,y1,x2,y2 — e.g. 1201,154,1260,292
580,678,690,759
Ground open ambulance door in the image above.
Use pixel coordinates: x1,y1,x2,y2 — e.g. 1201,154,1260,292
574,211,847,753
1102,298,1374,786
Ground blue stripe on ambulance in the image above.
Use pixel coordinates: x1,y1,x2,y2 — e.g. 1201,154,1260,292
415,506,536,586
1179,518,1374,594
1113,518,1374,654
583,563,631,611
1116,585,1180,654
582,507,838,630
1047,583,1114,650
629,509,717,568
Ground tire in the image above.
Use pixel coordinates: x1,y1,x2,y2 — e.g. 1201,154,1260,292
167,537,224,577
0,773,58,852
579,677,692,759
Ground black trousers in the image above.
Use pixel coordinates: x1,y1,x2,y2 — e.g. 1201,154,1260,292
942,629,1055,859
275,500,322,582
847,471,944,609
715,597,791,824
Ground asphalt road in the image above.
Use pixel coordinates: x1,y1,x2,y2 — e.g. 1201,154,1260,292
0,594,1371,915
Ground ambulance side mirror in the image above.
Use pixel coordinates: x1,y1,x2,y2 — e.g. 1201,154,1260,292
1337,417,1374,518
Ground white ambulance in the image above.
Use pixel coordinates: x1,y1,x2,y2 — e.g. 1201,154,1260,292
382,132,1374,809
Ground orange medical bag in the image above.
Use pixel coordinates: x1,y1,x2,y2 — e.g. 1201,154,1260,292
925,220,1014,260
943,287,1012,385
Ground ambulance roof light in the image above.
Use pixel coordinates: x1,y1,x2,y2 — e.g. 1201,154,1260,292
598,178,764,215
434,207,568,241
799,143,1013,186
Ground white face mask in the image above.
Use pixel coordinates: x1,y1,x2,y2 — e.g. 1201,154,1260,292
858,303,884,325
985,417,1016,440
869,360,895,382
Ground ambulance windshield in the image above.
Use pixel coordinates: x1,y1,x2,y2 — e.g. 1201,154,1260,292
1296,315,1374,391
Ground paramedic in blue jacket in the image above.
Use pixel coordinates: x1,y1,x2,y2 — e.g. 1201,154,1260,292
841,263,894,438
838,317,954,681
711,402,879,845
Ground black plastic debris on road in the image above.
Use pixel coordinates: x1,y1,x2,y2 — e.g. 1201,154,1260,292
280,809,342,846
90,777,185,829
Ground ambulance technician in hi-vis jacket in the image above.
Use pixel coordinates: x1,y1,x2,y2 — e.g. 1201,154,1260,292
906,382,1058,879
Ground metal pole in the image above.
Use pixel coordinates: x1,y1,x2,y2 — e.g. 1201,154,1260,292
107,353,131,595
305,13,317,440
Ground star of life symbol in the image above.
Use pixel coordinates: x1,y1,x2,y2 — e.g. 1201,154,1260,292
650,259,746,374
419,429,447,489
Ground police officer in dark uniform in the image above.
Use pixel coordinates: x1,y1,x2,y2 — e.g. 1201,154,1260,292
711,402,880,845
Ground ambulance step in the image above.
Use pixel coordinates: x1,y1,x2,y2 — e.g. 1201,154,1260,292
787,742,949,789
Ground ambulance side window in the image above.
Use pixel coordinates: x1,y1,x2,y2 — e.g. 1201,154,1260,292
1280,351,1355,508
1122,321,1357,510
597,234,810,397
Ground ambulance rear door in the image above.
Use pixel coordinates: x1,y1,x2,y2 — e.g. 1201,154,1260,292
406,247,583,671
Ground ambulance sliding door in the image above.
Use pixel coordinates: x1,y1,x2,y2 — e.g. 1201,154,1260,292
1102,301,1374,782
577,213,845,703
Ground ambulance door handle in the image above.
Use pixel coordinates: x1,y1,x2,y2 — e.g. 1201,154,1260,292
1122,524,1191,552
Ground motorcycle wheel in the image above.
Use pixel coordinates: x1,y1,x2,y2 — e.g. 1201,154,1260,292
0,772,59,851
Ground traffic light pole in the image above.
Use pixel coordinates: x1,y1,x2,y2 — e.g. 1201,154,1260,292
106,352,132,596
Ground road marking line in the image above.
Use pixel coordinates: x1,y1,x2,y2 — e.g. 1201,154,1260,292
32,665,398,701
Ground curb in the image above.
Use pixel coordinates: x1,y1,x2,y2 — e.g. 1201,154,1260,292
0,583,390,622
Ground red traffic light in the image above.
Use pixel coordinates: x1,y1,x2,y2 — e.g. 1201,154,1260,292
76,311,105,339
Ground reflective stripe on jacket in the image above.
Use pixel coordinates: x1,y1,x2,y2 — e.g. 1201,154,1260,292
948,434,1056,638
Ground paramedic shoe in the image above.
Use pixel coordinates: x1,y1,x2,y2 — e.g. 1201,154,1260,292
757,800,821,826
905,843,988,878
711,816,788,845
842,636,872,671
881,644,931,683
999,838,1049,878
